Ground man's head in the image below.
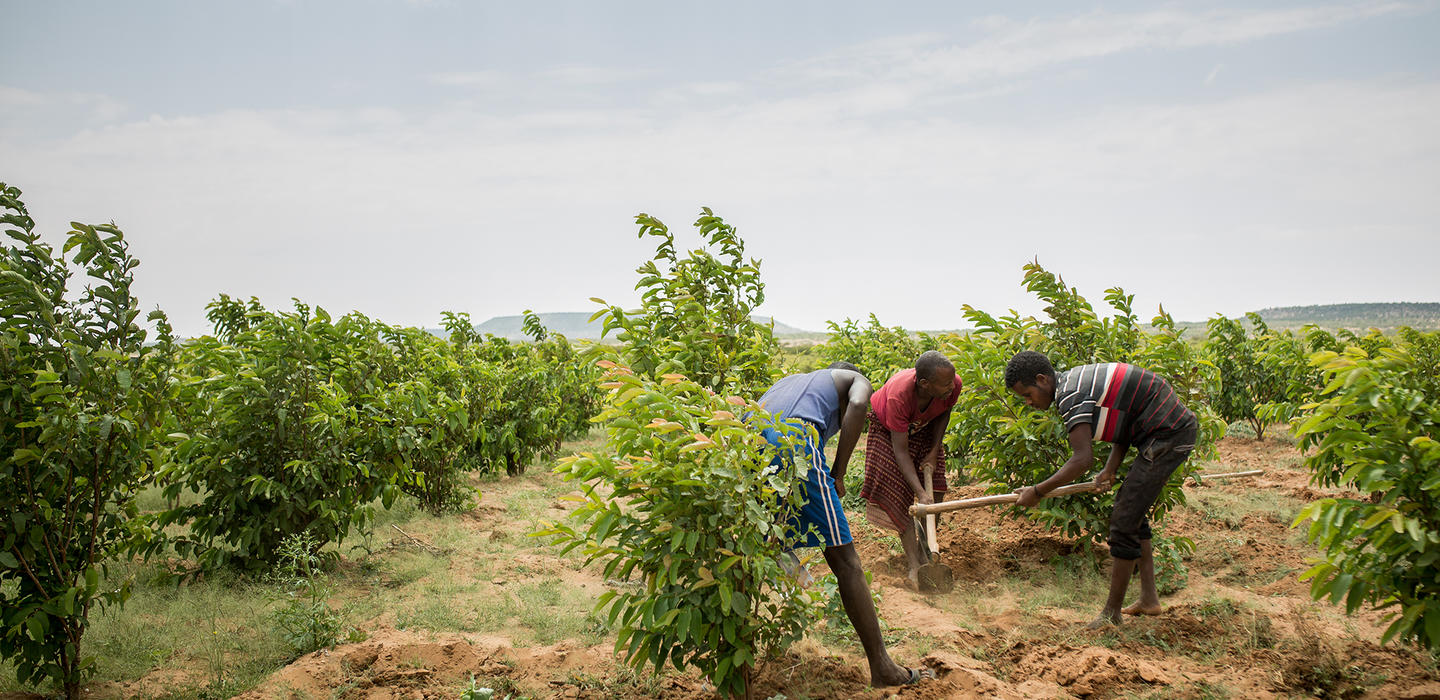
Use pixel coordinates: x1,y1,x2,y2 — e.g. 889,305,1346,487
827,361,864,377
1005,350,1057,409
914,350,956,401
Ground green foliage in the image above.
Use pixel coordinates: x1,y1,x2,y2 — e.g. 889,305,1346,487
540,363,819,699
545,210,806,697
0,183,175,697
1204,314,1315,440
269,533,341,657
366,322,491,513
444,312,600,478
774,343,826,376
812,571,883,642
589,209,779,397
154,298,412,571
943,262,1222,542
1152,530,1195,596
819,314,939,382
1291,330,1440,649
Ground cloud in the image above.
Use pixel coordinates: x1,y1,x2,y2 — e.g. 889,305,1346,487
782,2,1418,90
0,85,128,129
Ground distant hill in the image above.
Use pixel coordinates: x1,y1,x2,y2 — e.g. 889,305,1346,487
1177,303,1440,333
1251,303,1440,328
467,312,820,341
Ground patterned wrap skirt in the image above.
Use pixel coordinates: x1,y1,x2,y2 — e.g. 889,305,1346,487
860,410,949,534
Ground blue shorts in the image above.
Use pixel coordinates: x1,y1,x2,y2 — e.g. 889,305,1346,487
762,423,853,550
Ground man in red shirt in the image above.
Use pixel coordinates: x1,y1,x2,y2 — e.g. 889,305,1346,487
859,351,963,590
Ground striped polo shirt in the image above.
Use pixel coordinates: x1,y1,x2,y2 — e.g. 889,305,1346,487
1054,363,1194,444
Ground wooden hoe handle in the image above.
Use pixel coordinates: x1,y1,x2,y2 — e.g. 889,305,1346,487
909,481,1104,517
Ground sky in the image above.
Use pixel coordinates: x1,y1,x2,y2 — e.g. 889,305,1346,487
3,0,1437,337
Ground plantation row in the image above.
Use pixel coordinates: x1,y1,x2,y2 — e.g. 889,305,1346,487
3,185,1437,698
0,184,601,692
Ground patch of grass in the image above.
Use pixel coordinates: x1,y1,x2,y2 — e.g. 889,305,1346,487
1013,554,1105,612
0,559,291,696
1187,488,1304,527
514,576,595,645
564,665,666,697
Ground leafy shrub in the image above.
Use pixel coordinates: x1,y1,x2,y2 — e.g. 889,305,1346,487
0,184,175,697
943,262,1222,542
1151,529,1195,596
362,322,490,513
443,311,598,477
544,210,814,698
589,209,779,397
819,314,939,382
155,298,410,570
1204,314,1315,440
1292,330,1440,648
540,364,818,699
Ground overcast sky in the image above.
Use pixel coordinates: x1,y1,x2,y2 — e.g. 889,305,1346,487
3,1,1437,336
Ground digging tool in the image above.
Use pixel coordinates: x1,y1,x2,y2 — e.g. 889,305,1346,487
1191,469,1263,481
910,481,1104,517
908,470,1266,518
913,463,955,594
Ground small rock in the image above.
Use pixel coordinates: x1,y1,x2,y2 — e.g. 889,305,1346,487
492,578,507,586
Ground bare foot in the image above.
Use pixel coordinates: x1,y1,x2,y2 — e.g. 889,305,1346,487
1123,601,1162,616
1085,611,1122,629
875,665,935,687
906,569,921,592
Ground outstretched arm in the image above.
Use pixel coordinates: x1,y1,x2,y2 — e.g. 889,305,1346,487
1016,423,1095,507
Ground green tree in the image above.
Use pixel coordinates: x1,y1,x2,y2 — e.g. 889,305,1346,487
1204,313,1314,440
589,209,779,397
442,311,598,478
944,262,1222,541
819,314,939,382
542,210,816,699
155,298,409,570
0,184,175,696
540,364,817,699
1292,330,1440,648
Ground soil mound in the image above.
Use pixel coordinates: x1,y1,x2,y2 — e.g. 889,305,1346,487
1003,642,1172,697
235,629,513,699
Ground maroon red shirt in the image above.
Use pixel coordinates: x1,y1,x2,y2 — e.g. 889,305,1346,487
870,368,962,433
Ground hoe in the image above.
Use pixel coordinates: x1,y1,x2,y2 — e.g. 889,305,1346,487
907,470,1265,593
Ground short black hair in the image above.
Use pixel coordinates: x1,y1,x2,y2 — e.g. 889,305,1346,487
827,360,864,378
914,350,954,381
1005,350,1055,388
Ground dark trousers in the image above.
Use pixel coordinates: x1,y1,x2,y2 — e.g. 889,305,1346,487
1109,417,1198,560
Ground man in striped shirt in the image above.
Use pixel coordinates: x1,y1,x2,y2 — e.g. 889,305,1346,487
1005,350,1198,627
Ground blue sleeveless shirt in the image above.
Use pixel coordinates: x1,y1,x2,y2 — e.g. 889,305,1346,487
758,369,842,444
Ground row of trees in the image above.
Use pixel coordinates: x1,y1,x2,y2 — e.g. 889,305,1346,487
0,184,601,695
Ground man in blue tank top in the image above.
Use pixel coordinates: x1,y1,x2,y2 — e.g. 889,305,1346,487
757,362,933,688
